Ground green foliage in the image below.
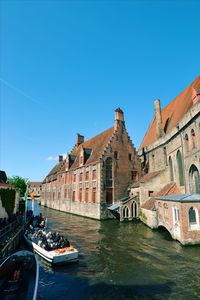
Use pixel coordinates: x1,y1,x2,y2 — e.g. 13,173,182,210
139,210,147,222
0,189,16,216
8,176,28,197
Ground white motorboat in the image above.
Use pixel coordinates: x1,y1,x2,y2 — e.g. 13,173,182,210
24,233,79,265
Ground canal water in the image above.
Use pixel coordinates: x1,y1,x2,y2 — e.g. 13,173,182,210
28,200,200,300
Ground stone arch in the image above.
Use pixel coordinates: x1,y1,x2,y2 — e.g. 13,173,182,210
157,224,173,240
176,150,184,186
189,164,200,193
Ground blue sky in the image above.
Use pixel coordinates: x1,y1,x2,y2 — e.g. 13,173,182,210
0,0,200,181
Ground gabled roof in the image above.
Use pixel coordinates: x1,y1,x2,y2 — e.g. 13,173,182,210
140,75,200,148
28,182,42,186
142,182,181,210
70,127,114,168
43,160,66,183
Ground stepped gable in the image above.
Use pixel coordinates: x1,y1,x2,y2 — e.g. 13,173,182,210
140,75,200,148
142,182,181,210
70,127,114,169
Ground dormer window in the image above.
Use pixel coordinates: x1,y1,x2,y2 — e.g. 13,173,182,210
164,117,170,134
79,173,83,182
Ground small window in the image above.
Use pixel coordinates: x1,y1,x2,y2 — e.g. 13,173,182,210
92,187,96,203
189,207,196,224
92,170,96,180
72,191,76,202
131,171,137,181
148,191,154,197
191,129,197,148
185,134,189,152
129,153,132,160
73,174,76,182
114,151,118,159
164,117,170,134
79,173,83,182
79,188,82,202
85,188,89,203
85,171,89,181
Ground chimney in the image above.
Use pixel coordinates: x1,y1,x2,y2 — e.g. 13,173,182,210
154,99,163,139
77,133,84,147
114,107,124,130
192,88,200,105
59,155,63,162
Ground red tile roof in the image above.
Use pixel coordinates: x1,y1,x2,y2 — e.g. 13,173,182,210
140,75,200,148
43,127,114,182
141,182,181,210
70,127,114,168
131,171,161,187
28,182,42,186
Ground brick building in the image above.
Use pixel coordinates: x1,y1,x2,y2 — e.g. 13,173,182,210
130,75,200,243
41,108,141,220
28,182,42,198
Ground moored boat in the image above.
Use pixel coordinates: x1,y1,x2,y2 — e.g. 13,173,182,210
0,250,39,300
24,231,79,265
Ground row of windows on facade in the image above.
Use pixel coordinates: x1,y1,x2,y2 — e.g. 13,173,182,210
169,150,200,193
47,187,97,203
159,203,199,227
48,157,137,188
184,128,199,152
78,151,133,167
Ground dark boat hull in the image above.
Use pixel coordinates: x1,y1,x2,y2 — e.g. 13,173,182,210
0,250,39,300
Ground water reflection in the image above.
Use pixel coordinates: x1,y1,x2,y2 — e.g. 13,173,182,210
28,201,200,299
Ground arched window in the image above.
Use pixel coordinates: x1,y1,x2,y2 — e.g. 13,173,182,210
177,150,184,186
189,164,200,193
164,117,170,133
105,158,112,187
189,207,197,224
169,156,174,182
173,206,180,223
185,134,189,153
191,129,197,148
189,207,199,230
131,201,137,218
123,206,129,218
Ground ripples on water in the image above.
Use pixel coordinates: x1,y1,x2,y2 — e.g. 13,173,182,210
28,201,200,299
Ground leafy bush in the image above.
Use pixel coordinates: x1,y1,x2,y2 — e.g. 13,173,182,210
0,188,16,216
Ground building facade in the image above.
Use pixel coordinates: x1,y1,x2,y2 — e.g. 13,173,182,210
41,108,141,220
130,75,200,244
28,182,42,198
